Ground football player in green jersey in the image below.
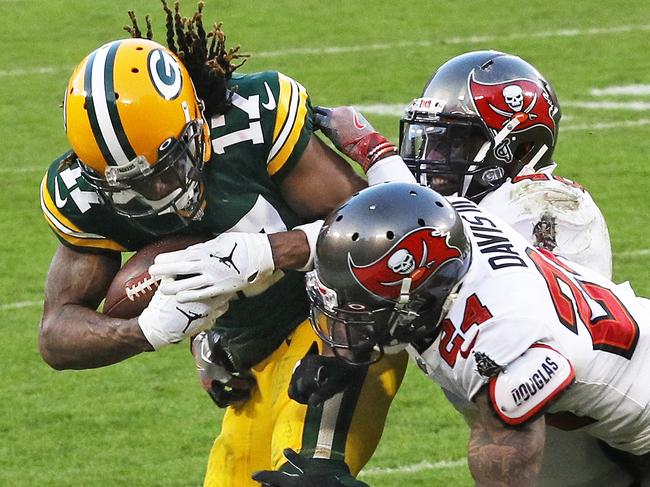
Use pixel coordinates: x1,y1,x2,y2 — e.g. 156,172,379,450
38,3,416,487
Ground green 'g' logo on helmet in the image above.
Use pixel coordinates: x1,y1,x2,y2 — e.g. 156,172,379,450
147,49,183,100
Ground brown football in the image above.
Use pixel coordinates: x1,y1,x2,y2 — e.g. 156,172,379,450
102,234,209,319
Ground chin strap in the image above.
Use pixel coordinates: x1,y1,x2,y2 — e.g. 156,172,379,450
398,277,412,305
461,113,527,197
292,220,325,272
518,143,549,175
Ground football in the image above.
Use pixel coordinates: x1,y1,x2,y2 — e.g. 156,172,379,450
102,234,210,319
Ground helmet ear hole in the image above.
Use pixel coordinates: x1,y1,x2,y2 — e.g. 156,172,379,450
418,218,425,225
351,232,359,241
386,231,394,240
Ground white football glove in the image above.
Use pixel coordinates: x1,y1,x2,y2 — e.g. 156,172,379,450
138,280,232,350
148,232,275,303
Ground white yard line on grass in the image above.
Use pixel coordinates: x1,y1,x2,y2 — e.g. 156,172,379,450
255,24,650,58
561,118,650,131
0,66,62,77
360,458,466,477
0,300,42,311
617,249,650,258
3,23,650,77
566,101,650,111
591,85,650,96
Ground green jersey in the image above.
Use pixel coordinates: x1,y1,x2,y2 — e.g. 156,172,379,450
40,71,314,368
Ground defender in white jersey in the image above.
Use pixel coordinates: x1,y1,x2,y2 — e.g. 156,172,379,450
396,50,621,486
302,183,650,486
398,50,612,279
308,50,621,486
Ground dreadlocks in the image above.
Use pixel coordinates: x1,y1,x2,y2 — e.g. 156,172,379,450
125,0,248,118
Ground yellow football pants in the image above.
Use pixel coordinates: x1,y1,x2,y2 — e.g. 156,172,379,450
203,318,408,487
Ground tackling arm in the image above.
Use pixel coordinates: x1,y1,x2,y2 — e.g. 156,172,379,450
468,388,546,487
39,244,152,370
279,135,367,220
272,135,368,270
150,134,368,300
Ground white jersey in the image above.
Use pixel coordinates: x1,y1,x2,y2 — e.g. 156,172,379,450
408,198,650,455
479,171,612,278
458,171,623,485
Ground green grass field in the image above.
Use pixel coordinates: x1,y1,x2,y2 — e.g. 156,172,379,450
1,0,649,485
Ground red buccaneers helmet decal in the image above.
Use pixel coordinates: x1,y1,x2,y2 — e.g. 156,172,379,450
348,227,462,300
468,71,557,135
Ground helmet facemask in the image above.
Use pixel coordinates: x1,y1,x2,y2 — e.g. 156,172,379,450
306,271,422,365
306,253,470,366
81,119,207,234
399,110,508,202
400,51,561,202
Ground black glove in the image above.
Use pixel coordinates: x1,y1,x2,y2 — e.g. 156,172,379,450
191,330,256,408
289,343,367,406
252,448,369,487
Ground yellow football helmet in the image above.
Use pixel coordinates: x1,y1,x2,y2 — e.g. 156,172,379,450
64,38,212,229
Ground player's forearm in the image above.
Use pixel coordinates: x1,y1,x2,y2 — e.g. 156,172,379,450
39,304,152,370
268,230,312,270
468,425,543,486
468,391,545,486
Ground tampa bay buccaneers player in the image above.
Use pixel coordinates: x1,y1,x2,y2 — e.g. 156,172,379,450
283,182,650,486
398,50,624,486
291,51,629,486
37,3,414,487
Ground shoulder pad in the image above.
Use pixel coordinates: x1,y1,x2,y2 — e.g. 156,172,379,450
489,344,574,425
266,72,311,178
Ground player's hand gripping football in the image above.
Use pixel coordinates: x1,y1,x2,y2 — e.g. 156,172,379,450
191,330,256,408
314,105,397,171
137,280,231,350
252,448,368,487
289,343,367,406
149,232,275,302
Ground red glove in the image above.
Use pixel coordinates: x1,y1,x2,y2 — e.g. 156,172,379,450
314,106,397,172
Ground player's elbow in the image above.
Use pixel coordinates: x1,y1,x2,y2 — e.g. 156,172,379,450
38,317,68,370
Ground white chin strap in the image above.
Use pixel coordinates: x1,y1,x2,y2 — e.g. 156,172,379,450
518,143,549,176
460,113,526,197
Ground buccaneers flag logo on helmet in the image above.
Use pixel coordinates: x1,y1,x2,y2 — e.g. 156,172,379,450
469,71,557,135
348,227,462,300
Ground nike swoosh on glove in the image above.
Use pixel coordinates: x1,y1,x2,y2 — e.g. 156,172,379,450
313,105,397,171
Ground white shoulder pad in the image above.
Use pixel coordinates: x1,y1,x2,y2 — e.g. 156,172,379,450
480,176,612,278
489,345,574,425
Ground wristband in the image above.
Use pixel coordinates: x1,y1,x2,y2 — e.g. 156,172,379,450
292,220,325,272
357,133,398,171
366,155,417,185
